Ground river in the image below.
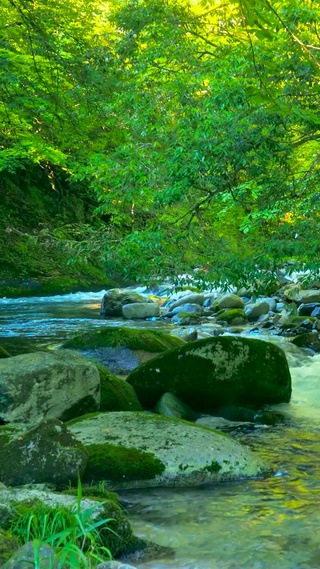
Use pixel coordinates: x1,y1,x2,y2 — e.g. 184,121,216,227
1,291,320,569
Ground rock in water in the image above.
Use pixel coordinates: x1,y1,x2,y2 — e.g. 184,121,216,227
127,336,292,411
68,411,271,489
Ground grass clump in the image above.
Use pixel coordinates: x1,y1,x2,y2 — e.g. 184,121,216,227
6,481,114,568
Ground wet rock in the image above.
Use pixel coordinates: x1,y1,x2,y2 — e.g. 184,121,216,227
170,303,203,316
167,293,205,310
127,336,292,411
298,303,320,316
101,289,152,317
98,365,142,412
245,301,270,321
0,541,58,569
122,303,159,319
154,392,197,421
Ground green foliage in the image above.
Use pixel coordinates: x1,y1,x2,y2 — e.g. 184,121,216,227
1,0,320,289
7,481,113,568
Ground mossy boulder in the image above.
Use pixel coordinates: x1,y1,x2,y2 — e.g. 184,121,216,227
0,488,133,558
215,309,247,325
291,332,320,350
97,365,142,412
127,336,292,411
68,412,271,489
62,327,184,375
0,419,88,487
154,392,197,421
0,541,58,569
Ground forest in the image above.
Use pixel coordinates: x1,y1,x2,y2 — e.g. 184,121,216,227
1,0,320,291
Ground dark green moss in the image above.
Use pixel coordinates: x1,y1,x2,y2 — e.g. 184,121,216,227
62,327,184,352
216,309,247,324
0,529,21,565
61,484,119,503
0,347,11,358
97,364,143,412
291,332,319,347
83,443,165,482
283,316,316,329
204,460,222,473
65,412,102,427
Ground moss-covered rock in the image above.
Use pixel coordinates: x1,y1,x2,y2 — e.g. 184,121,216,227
63,327,184,352
0,419,88,488
101,289,153,317
67,411,271,489
98,365,142,412
127,336,292,411
62,328,184,375
291,332,320,349
215,309,247,325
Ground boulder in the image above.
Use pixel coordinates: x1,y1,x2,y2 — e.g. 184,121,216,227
127,336,292,411
167,294,205,310
170,303,203,316
283,284,320,304
0,418,88,487
101,289,152,317
62,327,184,375
122,303,159,319
244,301,270,320
0,542,58,569
216,294,245,310
98,365,142,412
215,309,247,325
68,412,271,489
0,350,100,424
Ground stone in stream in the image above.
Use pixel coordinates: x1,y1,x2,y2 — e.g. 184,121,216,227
0,350,100,424
100,289,153,317
62,327,184,375
67,411,271,490
127,336,292,411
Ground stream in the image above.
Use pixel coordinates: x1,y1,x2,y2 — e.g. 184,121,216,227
1,291,320,569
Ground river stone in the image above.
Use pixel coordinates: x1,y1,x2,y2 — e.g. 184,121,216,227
0,418,88,487
283,285,320,304
122,303,160,319
170,303,203,316
127,336,292,411
167,294,205,310
0,350,100,424
101,289,152,317
97,563,138,569
0,487,133,558
244,301,270,320
154,392,196,421
217,294,245,310
68,412,270,489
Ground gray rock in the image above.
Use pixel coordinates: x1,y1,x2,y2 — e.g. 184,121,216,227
217,294,245,310
283,285,320,304
101,289,152,317
170,303,203,316
97,562,138,569
168,294,205,310
122,303,159,319
154,392,196,421
257,297,277,311
0,418,88,487
68,412,271,489
245,301,270,320
298,303,320,316
0,350,100,424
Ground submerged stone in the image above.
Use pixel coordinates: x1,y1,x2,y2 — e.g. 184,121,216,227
127,336,292,411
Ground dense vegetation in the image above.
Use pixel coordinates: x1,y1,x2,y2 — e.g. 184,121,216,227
1,0,320,292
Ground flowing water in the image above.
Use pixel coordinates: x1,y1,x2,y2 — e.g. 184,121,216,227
1,292,320,569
